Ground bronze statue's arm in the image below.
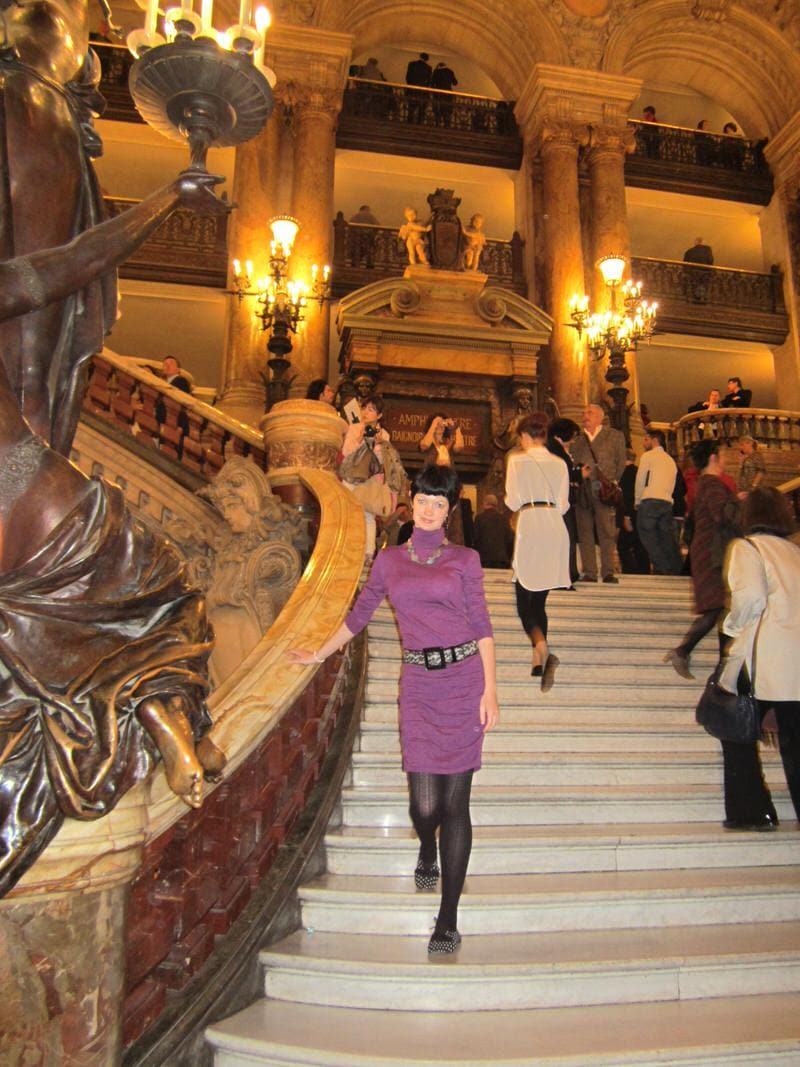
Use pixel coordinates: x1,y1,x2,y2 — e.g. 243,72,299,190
0,171,226,322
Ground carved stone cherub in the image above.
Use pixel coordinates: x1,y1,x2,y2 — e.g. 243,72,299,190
398,207,431,265
463,213,487,271
170,458,304,686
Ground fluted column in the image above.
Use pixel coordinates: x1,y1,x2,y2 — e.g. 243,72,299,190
289,87,340,392
537,122,589,421
218,108,284,425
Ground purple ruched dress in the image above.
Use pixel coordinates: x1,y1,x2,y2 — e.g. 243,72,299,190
345,527,493,774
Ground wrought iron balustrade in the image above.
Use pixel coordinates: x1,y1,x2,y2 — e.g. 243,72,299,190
105,195,229,287
331,214,526,296
337,78,522,169
630,257,788,346
626,120,773,204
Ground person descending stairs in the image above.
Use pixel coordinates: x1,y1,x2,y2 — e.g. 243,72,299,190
208,573,800,1066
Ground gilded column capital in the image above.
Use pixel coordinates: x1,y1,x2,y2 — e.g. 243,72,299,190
586,123,636,161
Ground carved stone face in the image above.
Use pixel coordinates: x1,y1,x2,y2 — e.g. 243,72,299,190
404,208,417,223
514,387,533,413
219,490,258,534
470,214,484,230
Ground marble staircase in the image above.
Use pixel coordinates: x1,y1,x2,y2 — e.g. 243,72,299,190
207,574,800,1066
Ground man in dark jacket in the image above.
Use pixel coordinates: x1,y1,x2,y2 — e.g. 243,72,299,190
405,53,432,123
431,61,458,126
720,376,752,408
473,495,514,569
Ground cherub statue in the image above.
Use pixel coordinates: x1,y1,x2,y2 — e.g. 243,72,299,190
398,207,431,265
463,213,487,271
170,458,304,686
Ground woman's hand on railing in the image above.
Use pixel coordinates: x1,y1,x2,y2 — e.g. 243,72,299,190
287,648,325,665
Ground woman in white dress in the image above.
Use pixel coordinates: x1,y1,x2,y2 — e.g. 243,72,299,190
505,414,571,690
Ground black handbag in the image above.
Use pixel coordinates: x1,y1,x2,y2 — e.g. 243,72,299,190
695,664,760,743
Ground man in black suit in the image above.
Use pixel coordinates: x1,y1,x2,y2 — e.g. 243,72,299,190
687,388,721,414
720,376,752,408
431,61,458,127
405,52,432,124
155,355,192,436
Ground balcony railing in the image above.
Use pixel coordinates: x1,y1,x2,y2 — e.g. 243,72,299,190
631,257,789,346
331,214,526,296
626,120,773,205
105,196,229,288
337,78,523,169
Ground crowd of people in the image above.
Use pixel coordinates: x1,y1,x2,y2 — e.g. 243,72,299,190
292,378,799,958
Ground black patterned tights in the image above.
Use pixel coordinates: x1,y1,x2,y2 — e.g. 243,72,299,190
407,770,474,932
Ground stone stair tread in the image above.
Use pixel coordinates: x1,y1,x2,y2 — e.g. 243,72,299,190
207,993,800,1066
302,865,800,901
329,821,798,843
352,751,728,767
263,921,800,971
343,783,763,799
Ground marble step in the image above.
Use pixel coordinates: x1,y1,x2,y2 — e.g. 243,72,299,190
324,823,800,876
259,923,800,1012
208,993,800,1066
362,693,700,722
340,784,796,826
298,868,800,936
351,752,727,787
371,604,694,624
356,721,719,754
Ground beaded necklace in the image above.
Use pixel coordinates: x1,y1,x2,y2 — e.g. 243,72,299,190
406,536,449,566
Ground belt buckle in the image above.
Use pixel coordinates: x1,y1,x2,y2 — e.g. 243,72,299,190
423,646,447,670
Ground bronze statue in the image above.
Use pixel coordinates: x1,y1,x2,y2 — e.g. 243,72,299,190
0,3,228,896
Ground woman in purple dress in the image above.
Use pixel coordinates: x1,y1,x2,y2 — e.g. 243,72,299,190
290,465,499,954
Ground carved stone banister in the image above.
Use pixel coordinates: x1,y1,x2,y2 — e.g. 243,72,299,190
674,407,800,457
83,348,265,478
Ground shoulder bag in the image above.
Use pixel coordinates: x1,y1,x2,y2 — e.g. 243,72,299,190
586,438,623,510
695,537,763,744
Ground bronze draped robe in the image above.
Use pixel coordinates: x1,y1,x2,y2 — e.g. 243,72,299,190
0,470,213,896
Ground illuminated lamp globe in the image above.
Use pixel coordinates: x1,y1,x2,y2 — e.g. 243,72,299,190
270,216,300,254
597,254,626,287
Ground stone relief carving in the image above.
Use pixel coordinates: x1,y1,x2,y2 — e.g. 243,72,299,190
270,0,317,22
390,281,422,317
168,458,304,686
689,0,731,21
747,0,800,49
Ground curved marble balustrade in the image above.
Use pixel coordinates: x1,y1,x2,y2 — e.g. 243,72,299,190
674,407,800,455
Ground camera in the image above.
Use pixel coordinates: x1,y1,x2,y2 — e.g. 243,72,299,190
364,424,378,438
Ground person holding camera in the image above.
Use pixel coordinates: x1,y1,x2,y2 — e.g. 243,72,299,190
419,413,466,543
338,394,407,558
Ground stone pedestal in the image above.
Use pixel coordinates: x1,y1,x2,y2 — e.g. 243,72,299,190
262,398,346,475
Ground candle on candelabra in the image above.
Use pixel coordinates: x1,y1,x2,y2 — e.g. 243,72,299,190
238,0,252,26
254,6,271,66
145,0,160,35
201,0,213,32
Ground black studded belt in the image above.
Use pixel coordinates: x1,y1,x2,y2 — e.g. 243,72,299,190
402,640,479,670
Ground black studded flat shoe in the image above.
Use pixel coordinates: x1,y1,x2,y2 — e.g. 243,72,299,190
427,928,461,955
414,860,440,891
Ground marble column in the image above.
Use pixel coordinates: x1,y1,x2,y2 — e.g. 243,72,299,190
290,88,340,393
218,108,285,426
585,124,643,444
764,112,800,411
537,121,588,422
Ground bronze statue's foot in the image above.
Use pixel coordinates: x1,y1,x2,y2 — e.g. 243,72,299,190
137,696,206,805
196,735,227,781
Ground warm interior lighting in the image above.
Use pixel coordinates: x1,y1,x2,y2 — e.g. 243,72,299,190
269,215,300,255
597,254,627,287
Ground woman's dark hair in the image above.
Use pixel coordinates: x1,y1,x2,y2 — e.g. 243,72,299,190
306,378,328,400
690,438,719,471
362,393,384,416
411,464,461,507
517,412,549,441
741,487,795,537
646,427,666,448
548,417,580,444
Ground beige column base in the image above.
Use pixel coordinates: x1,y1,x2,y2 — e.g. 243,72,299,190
262,399,346,474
